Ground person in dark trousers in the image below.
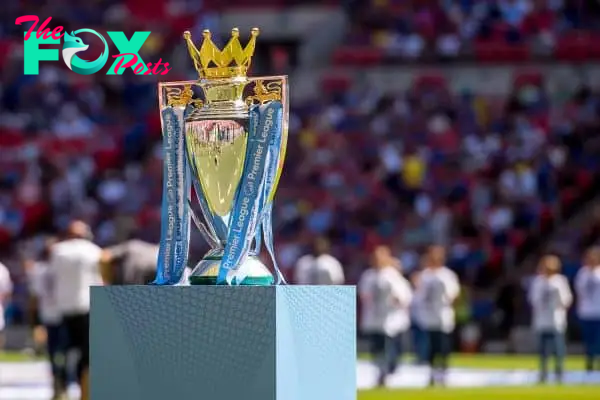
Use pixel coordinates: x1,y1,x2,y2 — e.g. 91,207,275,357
49,220,103,400
414,246,460,387
409,264,429,365
26,237,69,400
575,247,600,374
358,246,413,386
529,255,573,383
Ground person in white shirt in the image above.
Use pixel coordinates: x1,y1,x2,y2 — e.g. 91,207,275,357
49,220,103,400
294,238,345,285
575,247,600,373
358,245,412,386
529,255,573,383
414,245,460,386
0,261,13,352
313,253,345,285
294,254,316,285
99,239,159,285
26,237,68,400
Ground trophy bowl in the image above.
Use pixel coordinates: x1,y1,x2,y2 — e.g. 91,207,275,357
185,108,277,286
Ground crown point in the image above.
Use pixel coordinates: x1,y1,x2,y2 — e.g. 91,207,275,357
191,27,259,79
183,31,191,40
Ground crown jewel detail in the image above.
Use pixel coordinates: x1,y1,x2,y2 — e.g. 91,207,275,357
183,28,259,79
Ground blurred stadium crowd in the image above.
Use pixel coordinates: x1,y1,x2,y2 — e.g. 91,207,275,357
341,0,600,62
0,0,599,347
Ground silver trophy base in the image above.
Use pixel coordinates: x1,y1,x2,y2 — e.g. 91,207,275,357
189,248,274,286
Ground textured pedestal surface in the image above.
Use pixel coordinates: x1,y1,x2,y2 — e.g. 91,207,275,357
90,286,356,400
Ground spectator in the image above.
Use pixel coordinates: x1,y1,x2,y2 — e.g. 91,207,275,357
294,237,345,285
358,245,412,386
574,247,600,373
528,254,572,383
414,245,460,387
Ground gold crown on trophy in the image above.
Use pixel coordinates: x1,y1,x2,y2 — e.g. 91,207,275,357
183,28,259,79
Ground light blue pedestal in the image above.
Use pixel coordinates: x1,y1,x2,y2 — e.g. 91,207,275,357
90,286,356,400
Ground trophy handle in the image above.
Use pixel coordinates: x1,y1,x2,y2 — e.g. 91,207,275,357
246,78,288,204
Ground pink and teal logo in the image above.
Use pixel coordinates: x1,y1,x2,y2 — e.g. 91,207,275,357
16,15,171,76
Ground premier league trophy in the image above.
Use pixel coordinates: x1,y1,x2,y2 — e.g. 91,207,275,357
90,28,356,400
154,28,288,287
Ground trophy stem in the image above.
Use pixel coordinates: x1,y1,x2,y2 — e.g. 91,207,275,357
199,78,248,118
189,250,274,286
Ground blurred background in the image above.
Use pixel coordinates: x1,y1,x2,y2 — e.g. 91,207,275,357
1,0,600,396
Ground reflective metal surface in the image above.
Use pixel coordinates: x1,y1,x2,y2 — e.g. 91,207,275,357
185,119,248,219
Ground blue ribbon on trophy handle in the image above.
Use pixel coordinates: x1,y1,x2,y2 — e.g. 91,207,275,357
257,115,287,285
251,229,262,256
154,107,192,285
261,204,287,285
247,101,287,285
217,101,286,285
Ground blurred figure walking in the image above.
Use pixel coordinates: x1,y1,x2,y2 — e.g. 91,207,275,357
100,239,159,285
358,245,412,386
414,245,460,387
529,255,573,383
575,247,600,373
26,237,68,400
49,220,103,400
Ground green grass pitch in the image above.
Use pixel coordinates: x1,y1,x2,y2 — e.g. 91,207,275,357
359,386,600,400
358,353,600,399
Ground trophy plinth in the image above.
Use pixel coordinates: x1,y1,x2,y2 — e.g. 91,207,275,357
90,286,357,400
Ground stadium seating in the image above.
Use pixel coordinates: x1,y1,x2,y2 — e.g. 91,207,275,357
1,0,599,320
336,1,600,63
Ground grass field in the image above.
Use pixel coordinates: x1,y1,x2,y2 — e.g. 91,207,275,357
359,386,600,399
356,353,599,399
0,351,43,362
